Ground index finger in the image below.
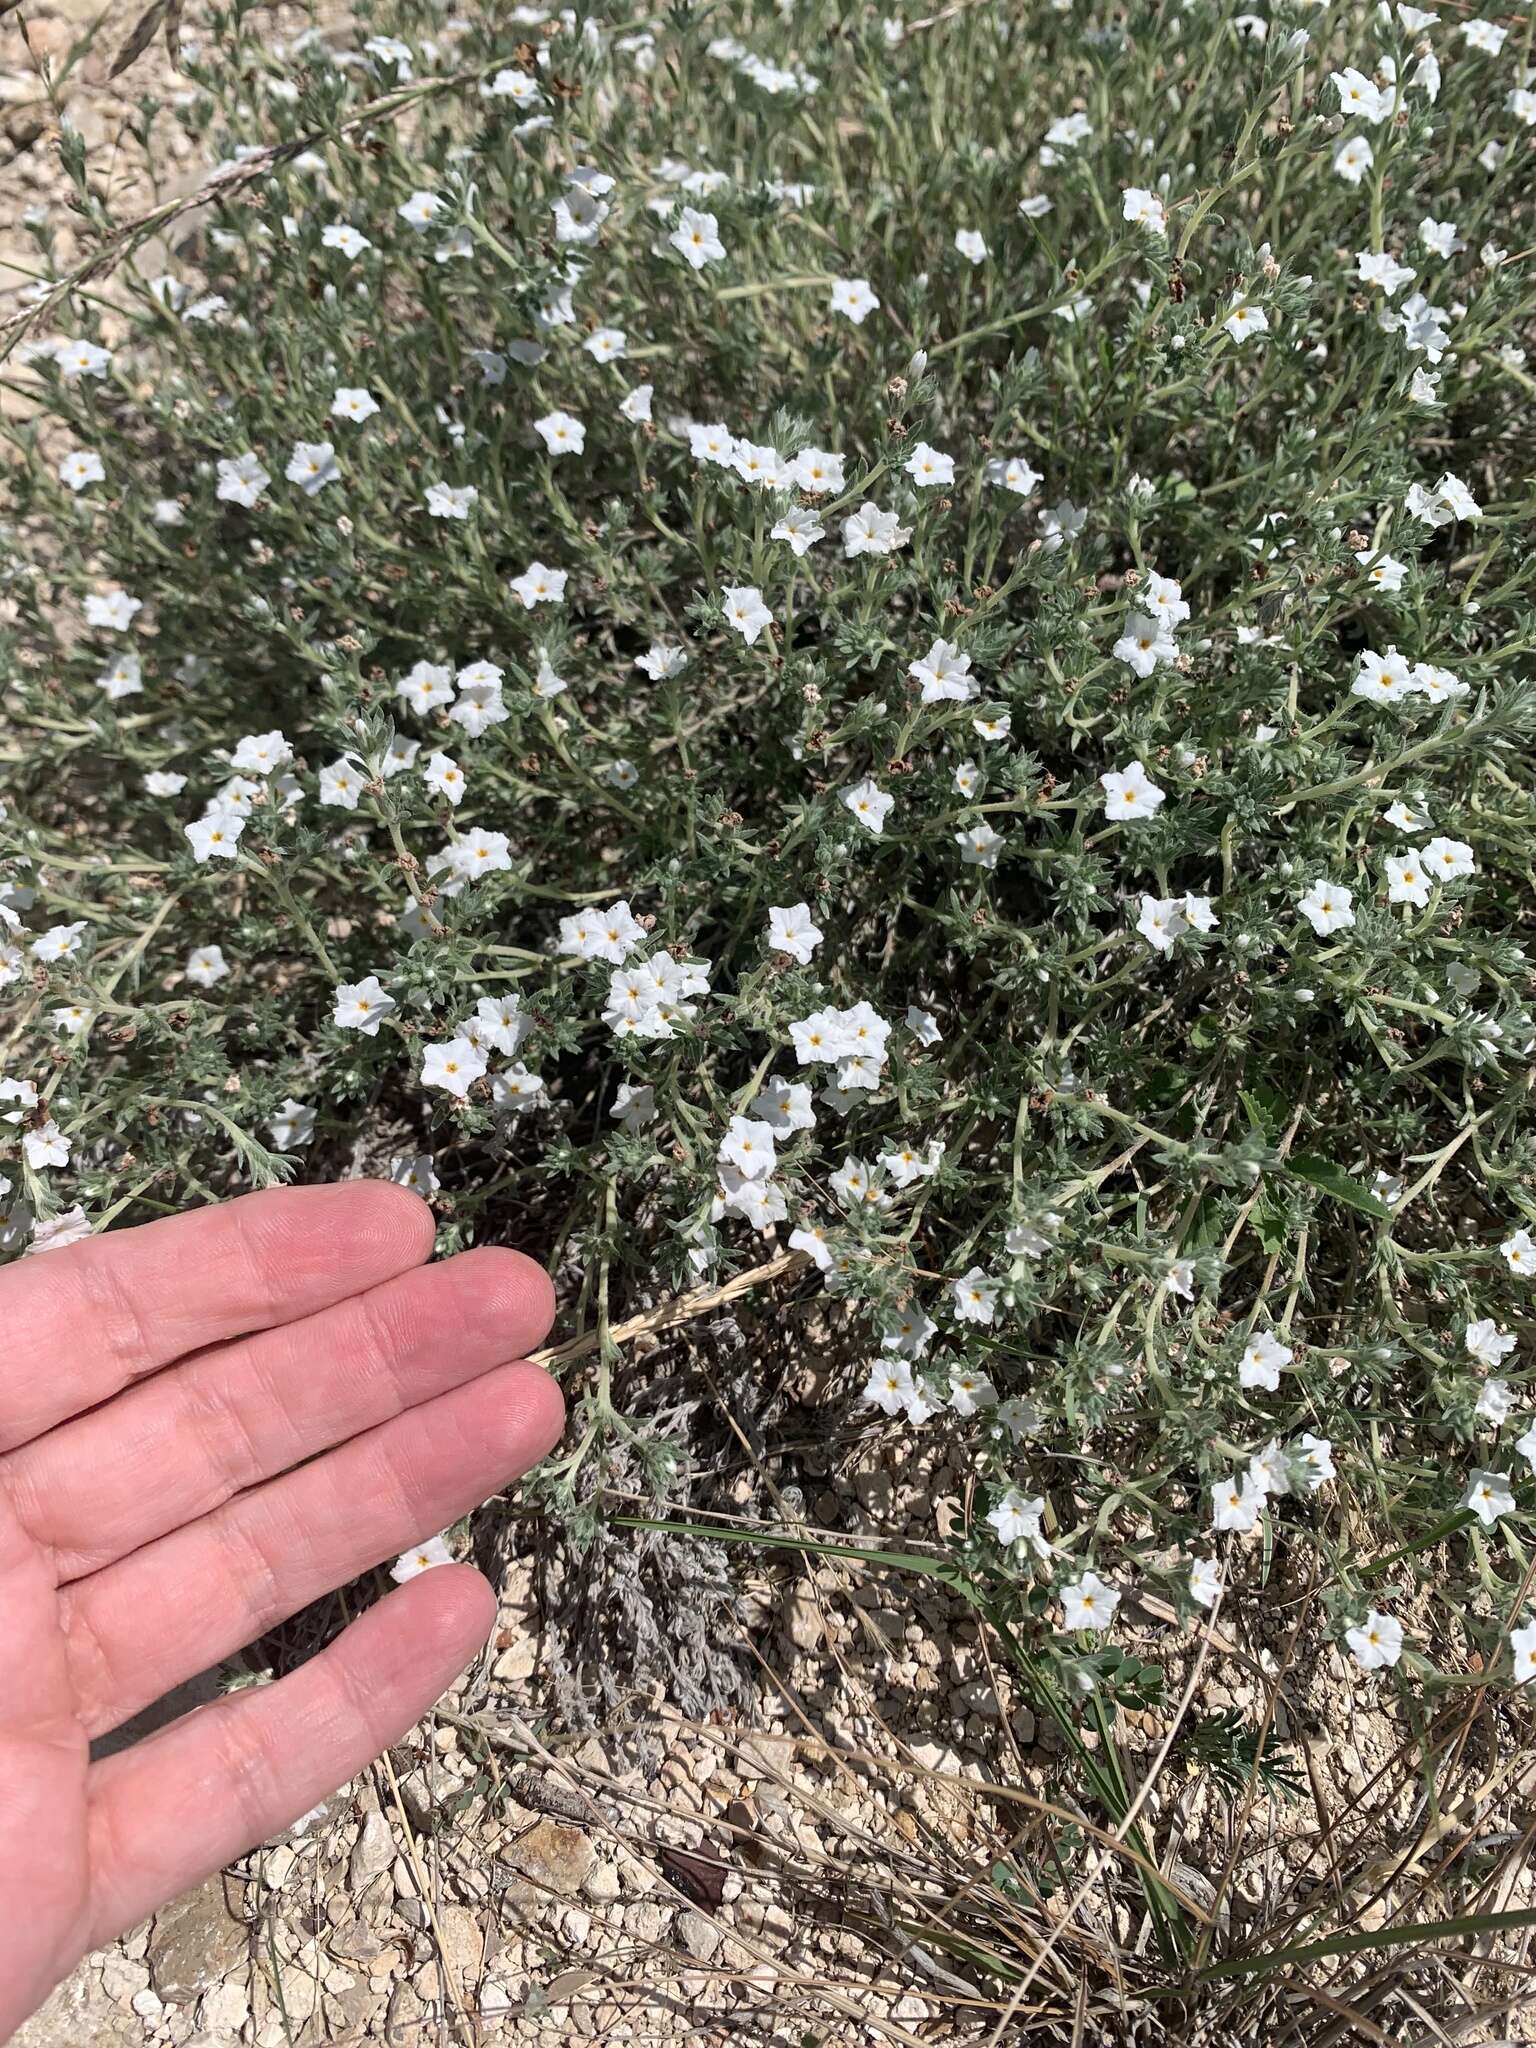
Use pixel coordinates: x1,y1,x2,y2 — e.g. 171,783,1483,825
0,1182,436,1452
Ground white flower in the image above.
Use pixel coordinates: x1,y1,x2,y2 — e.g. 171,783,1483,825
51,1002,94,1035
787,448,844,497
723,585,773,644
230,731,292,775
1406,472,1480,526
331,386,379,422
1475,1379,1512,1427
1462,1468,1516,1527
388,1152,440,1193
398,190,446,229
1122,187,1167,235
334,974,396,1036
58,448,106,492
1212,1472,1268,1531
1224,299,1270,344
534,410,586,456
268,1098,316,1148
1099,759,1166,821
619,382,653,423
829,276,880,323
1040,500,1087,549
954,228,988,263
216,452,270,506
422,1036,488,1096
842,503,912,558
184,944,228,988
557,899,645,964
29,922,86,964
951,1266,999,1325
1331,67,1393,121
1298,880,1355,936
426,482,478,520
1189,1558,1223,1609
433,827,507,884
957,823,1002,869
421,751,466,807
904,441,954,487
909,638,974,704
319,758,364,809
790,1222,834,1271
1466,1319,1516,1370
768,903,824,963
97,652,143,700
510,560,568,607
948,1368,997,1416
461,995,529,1058
24,1122,71,1170
84,588,141,632
719,1115,778,1181
1461,18,1507,51
771,505,825,556
1385,851,1432,907
1137,896,1186,954
733,440,781,487
1239,1329,1293,1391
1422,835,1475,883
879,1138,941,1188
626,646,687,692
391,1533,454,1582
1356,548,1407,589
1346,1610,1403,1670
1356,250,1415,297
55,338,112,382
1296,1435,1335,1491
987,1488,1049,1554
863,1357,917,1415
1510,1619,1536,1685
321,223,371,258
286,441,339,495
1114,612,1179,678
1333,135,1375,186
670,207,726,268
1059,1572,1120,1632
1501,1228,1535,1277
1352,646,1414,704
184,809,245,861
985,454,1043,496
611,1082,657,1131
1383,797,1432,832
841,778,894,835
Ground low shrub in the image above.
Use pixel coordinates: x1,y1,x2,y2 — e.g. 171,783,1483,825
3,0,1535,1781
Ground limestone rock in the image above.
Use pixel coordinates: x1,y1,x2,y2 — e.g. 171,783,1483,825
502,1819,595,1898
148,1881,248,2005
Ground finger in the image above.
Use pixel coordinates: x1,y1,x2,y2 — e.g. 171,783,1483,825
62,1361,564,1736
1,1183,437,1452
83,1567,494,1949
10,1245,556,1578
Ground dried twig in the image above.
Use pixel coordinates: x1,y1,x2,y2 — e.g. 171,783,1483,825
527,1247,809,1372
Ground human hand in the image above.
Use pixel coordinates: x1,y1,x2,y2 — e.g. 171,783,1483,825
0,1183,560,2038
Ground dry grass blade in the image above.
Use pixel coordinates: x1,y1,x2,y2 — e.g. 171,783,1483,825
107,0,166,77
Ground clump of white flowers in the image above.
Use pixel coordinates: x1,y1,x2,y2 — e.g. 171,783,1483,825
2,0,1535,1748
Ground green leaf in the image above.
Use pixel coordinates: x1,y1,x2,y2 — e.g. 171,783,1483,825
1286,1154,1393,1219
